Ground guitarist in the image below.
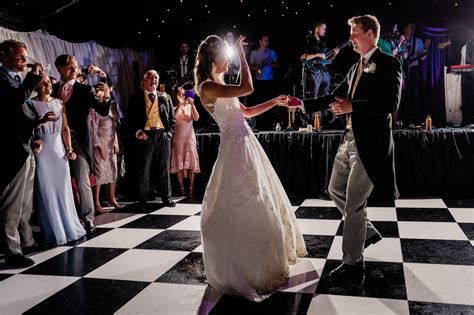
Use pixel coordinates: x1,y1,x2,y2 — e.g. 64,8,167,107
301,22,340,99
400,23,429,124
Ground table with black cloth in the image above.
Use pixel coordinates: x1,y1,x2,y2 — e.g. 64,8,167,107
186,128,474,198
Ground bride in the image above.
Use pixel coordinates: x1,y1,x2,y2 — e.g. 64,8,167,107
195,34,307,302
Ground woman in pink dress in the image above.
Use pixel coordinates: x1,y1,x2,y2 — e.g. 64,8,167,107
89,100,122,213
170,86,200,197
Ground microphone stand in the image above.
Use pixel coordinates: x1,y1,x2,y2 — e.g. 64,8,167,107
293,32,312,131
301,33,311,100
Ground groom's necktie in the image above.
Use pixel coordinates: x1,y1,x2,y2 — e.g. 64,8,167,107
346,58,367,129
351,58,366,99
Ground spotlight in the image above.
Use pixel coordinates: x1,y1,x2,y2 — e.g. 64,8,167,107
225,44,234,59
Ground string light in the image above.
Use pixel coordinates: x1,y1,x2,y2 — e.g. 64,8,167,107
145,18,149,22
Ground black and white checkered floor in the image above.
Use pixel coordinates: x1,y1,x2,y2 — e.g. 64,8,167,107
1,197,473,314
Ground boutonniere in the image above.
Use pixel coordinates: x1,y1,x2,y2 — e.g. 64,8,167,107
158,92,170,102
363,61,376,74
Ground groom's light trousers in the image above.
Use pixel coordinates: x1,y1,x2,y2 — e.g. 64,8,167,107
329,129,380,265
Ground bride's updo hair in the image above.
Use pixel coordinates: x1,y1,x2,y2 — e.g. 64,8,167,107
194,35,225,95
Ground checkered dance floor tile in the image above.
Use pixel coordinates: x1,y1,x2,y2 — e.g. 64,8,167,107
1,197,473,314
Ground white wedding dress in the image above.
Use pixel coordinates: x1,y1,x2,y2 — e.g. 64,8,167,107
199,81,307,302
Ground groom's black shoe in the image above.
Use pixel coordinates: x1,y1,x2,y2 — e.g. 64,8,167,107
364,233,382,249
329,260,365,280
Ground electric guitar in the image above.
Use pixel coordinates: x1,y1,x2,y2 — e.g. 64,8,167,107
406,40,451,67
256,55,274,74
303,40,351,73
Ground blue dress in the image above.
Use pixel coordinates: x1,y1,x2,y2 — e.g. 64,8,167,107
32,98,86,245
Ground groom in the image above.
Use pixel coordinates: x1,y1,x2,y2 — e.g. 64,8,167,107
302,15,402,279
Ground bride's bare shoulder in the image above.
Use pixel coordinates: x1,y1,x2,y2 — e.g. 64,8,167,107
200,80,220,104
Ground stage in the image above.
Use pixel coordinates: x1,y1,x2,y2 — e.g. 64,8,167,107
191,128,474,198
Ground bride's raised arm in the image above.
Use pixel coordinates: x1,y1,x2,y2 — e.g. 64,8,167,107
200,35,253,102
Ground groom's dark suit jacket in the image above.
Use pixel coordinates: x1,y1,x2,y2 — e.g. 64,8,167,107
0,68,41,191
304,48,402,200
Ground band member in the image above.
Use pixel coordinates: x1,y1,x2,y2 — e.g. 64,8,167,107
400,23,429,124
301,22,340,98
222,30,241,84
176,41,195,85
249,34,279,130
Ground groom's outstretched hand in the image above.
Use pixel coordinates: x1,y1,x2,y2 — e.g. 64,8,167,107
329,96,352,115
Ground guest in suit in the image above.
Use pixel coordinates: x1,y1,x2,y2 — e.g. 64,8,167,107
0,39,49,267
52,54,111,234
302,15,402,279
126,70,176,208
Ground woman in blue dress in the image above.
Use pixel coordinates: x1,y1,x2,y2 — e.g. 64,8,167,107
31,75,86,245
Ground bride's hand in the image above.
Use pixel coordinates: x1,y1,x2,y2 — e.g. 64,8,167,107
275,95,290,107
236,35,248,56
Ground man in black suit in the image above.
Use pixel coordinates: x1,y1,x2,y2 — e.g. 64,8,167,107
126,70,176,208
52,54,111,234
176,41,195,85
302,15,402,279
0,39,49,267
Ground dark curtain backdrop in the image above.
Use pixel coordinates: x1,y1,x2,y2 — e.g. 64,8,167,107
418,25,452,124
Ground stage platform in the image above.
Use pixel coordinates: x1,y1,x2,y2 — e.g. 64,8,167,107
192,128,474,198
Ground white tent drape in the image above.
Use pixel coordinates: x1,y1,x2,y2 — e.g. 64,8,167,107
0,26,155,114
